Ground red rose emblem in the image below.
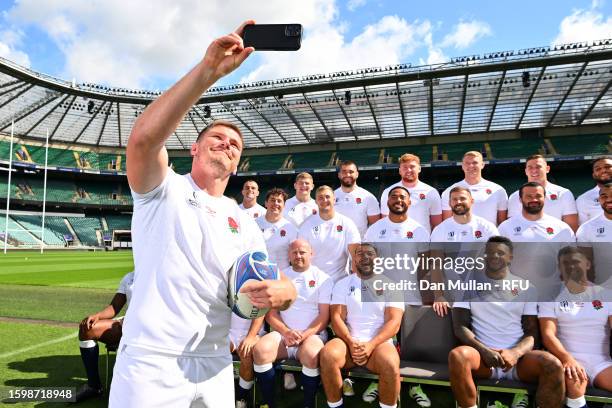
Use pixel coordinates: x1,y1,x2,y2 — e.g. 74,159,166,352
592,300,603,310
475,230,482,238
312,209,317,215
406,231,413,239
228,217,239,234
546,227,554,235
550,194,558,200
254,213,259,218
280,229,286,237
336,225,343,232
356,197,362,204
486,189,492,195
511,288,519,296
419,193,426,200
309,280,316,288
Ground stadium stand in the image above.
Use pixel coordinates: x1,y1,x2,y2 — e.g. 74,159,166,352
66,217,102,246
104,215,131,231
10,214,65,246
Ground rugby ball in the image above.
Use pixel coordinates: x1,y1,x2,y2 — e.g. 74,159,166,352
228,250,279,319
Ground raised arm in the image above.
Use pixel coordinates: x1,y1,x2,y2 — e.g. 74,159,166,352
127,20,255,194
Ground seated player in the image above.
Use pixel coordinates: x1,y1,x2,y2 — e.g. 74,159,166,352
230,311,265,408
539,246,612,408
75,271,134,402
253,239,332,408
449,236,565,408
320,243,404,408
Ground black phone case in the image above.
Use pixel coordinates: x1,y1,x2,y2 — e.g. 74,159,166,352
243,24,302,51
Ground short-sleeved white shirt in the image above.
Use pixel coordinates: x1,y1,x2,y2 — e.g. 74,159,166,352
298,213,361,282
441,179,508,225
576,214,612,285
430,215,500,243
280,266,333,332
538,285,611,359
454,273,537,350
334,186,380,238
124,169,266,356
379,181,442,233
498,213,575,243
283,196,318,227
255,216,298,270
239,202,266,219
508,182,577,221
577,186,602,225
331,273,404,342
117,271,135,306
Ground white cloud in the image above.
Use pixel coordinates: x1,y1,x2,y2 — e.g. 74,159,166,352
347,0,367,12
0,28,30,67
440,20,492,49
552,5,612,45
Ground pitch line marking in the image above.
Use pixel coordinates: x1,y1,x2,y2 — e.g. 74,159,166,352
0,332,77,359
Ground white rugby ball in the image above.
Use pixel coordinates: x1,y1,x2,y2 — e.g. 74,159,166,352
228,250,279,319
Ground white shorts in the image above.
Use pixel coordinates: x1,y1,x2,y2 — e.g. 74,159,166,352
269,331,328,360
490,365,519,381
573,352,612,386
109,345,234,408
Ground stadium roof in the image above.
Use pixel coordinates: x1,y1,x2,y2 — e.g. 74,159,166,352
0,39,610,150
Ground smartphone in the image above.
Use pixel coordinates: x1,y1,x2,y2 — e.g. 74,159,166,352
242,24,302,51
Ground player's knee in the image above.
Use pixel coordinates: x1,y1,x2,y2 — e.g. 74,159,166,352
78,327,95,341
299,348,320,368
252,341,273,364
539,352,563,377
448,347,470,369
319,344,342,368
379,356,400,379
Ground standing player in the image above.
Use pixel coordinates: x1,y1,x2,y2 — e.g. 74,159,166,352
75,271,134,402
320,243,404,408
539,246,612,408
449,237,565,408
253,239,333,408
576,157,612,225
256,188,298,270
230,314,265,408
507,154,578,231
440,151,507,225
298,186,360,283
576,182,612,285
363,186,431,406
379,153,442,233
239,180,265,218
284,172,318,227
334,160,380,238
113,21,296,408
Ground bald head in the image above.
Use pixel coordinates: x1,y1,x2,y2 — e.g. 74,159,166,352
289,239,312,272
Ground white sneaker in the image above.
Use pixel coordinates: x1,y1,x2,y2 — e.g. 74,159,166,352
342,378,355,396
283,372,297,390
235,400,247,408
362,381,379,403
408,385,431,407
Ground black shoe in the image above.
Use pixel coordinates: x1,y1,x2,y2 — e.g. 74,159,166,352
74,383,103,402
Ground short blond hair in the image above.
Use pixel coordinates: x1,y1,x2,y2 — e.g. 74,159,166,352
399,153,421,165
196,120,243,142
315,185,334,196
463,151,483,160
295,172,313,182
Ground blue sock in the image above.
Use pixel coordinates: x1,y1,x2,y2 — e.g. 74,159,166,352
301,369,320,408
79,343,101,388
236,377,253,402
254,364,276,408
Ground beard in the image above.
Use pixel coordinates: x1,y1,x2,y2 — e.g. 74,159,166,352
340,178,355,188
452,204,468,216
594,175,612,185
356,263,374,277
604,206,612,215
523,202,543,214
388,204,407,216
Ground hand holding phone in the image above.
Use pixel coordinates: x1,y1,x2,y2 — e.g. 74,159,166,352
243,24,303,51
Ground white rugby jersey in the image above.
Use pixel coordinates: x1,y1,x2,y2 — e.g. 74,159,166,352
379,180,442,233
117,271,135,306
430,215,499,243
576,186,602,225
498,213,575,243
280,265,333,332
255,216,298,270
539,285,611,359
125,169,266,357
508,182,577,221
576,214,612,285
298,213,360,282
283,196,318,227
334,186,380,238
441,179,508,225
331,273,404,342
239,202,266,219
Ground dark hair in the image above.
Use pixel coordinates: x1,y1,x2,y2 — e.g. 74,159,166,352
242,180,258,188
358,242,379,255
486,236,513,253
525,154,546,163
557,245,586,260
389,186,410,197
195,120,243,143
592,156,612,169
449,186,472,197
339,160,359,171
519,181,545,199
265,188,288,202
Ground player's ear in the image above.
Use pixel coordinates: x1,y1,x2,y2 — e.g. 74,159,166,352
190,143,198,156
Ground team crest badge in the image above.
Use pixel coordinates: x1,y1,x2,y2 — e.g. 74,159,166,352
514,226,521,233
309,280,315,288
228,217,239,234
549,194,558,200
312,209,317,215
356,197,362,204
546,227,554,235
419,193,426,200
486,189,492,195
337,225,343,232
592,300,603,310
511,288,519,296
280,229,286,237
475,230,482,239
597,227,605,234
448,231,455,238
254,213,259,218
406,231,413,239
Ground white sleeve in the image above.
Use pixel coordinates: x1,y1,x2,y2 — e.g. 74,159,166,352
497,188,509,211
117,272,133,294
364,225,375,242
523,302,538,316
331,279,347,305
380,189,389,215
345,219,361,246
561,190,578,216
318,275,333,304
497,220,511,239
428,189,442,216
507,192,520,218
441,187,451,211
453,301,470,310
576,196,589,225
131,167,174,203
537,302,557,318
366,193,380,216
487,222,500,237
576,224,590,243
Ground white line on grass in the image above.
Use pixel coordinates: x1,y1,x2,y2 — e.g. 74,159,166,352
0,332,77,359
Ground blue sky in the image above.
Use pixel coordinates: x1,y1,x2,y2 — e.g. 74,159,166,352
0,0,610,90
